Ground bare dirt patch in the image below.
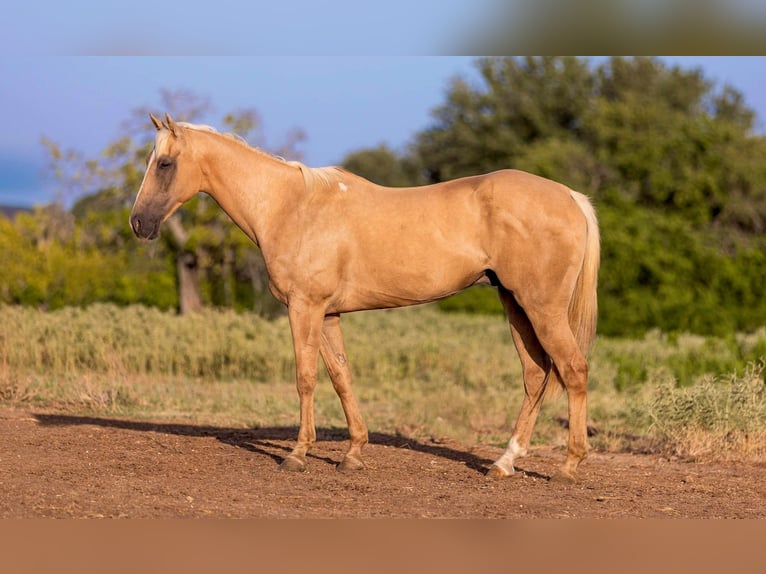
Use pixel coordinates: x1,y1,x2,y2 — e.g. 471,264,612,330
0,407,763,518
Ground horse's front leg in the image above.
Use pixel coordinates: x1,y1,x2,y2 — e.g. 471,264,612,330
280,302,326,472
319,314,368,471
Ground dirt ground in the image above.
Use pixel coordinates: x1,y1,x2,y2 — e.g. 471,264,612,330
1,406,764,518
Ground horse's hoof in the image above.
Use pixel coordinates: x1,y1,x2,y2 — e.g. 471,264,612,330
279,455,307,472
337,455,365,472
486,464,513,479
550,470,577,484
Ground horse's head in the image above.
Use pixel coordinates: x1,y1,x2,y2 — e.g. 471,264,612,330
129,113,203,240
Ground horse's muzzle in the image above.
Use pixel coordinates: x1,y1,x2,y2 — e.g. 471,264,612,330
129,213,160,240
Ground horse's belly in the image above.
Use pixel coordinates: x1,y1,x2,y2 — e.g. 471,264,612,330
330,250,487,312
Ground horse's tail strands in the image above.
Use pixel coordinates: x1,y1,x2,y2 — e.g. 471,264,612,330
569,190,600,357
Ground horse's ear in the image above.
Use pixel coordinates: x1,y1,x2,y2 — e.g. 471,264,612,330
165,113,179,137
149,113,164,131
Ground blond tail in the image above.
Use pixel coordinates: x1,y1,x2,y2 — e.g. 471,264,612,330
568,191,600,356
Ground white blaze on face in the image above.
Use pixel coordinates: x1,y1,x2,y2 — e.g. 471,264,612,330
338,182,348,192
134,148,156,204
134,130,171,205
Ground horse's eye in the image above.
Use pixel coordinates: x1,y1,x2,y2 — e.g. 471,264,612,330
157,157,173,169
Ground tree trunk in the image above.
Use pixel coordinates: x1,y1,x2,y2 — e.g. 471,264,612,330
165,215,203,315
246,253,284,318
177,252,203,314
222,247,234,308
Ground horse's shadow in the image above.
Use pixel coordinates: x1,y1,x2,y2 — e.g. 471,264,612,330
32,413,549,479
31,413,492,473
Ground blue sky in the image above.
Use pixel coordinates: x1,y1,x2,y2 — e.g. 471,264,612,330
1,57,765,207
2,1,491,55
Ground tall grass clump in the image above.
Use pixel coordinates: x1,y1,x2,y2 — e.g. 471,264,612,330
589,328,766,391
0,303,295,381
625,362,766,462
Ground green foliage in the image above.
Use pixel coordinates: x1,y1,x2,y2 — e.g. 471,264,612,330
341,144,424,187
592,328,766,393
0,206,177,310
0,217,47,305
435,285,503,315
416,57,595,182
597,200,766,336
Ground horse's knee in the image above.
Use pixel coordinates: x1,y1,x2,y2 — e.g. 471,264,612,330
296,368,318,394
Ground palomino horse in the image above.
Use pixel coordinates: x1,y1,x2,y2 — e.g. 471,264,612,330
130,114,600,482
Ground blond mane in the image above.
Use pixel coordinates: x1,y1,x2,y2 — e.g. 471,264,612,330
180,121,344,193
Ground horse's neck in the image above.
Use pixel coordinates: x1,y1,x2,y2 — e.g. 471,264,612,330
199,135,304,249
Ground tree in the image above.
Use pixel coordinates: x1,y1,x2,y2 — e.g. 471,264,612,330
0,215,47,305
412,57,766,336
341,144,424,187
415,57,594,182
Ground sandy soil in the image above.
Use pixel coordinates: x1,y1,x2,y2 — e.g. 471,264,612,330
1,407,763,518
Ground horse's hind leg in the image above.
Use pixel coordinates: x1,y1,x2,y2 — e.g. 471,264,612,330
319,314,369,471
488,288,553,479
523,308,589,483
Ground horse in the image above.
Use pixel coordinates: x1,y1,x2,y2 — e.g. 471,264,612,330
130,113,600,482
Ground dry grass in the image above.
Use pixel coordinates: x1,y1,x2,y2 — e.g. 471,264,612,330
639,362,766,462
2,304,766,460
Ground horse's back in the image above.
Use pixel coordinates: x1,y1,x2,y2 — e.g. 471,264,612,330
333,168,587,272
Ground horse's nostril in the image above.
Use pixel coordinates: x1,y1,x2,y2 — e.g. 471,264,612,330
130,215,142,235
